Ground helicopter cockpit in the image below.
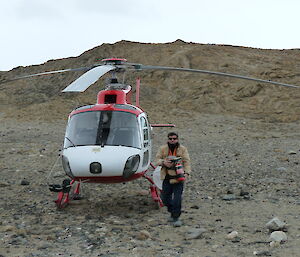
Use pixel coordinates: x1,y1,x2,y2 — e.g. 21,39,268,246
64,110,141,149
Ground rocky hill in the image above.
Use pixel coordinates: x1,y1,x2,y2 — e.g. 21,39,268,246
1,40,300,122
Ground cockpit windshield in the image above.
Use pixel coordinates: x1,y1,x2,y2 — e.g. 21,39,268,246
64,111,141,149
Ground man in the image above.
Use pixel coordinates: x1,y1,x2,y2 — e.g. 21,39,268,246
155,132,191,227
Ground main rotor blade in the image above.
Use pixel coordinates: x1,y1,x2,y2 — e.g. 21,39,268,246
0,66,95,84
62,65,116,92
137,65,300,89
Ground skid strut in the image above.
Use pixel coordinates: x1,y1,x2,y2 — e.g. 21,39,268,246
143,163,164,207
49,179,81,209
49,164,162,209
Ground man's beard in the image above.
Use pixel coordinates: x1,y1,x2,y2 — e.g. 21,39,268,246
168,142,179,154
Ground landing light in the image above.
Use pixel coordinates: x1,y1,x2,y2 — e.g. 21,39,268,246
62,155,74,178
123,155,140,179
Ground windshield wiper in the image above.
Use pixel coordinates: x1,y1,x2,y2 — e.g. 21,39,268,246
64,137,76,148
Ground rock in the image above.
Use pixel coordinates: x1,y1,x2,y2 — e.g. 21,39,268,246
37,243,52,250
243,194,251,200
222,194,237,201
136,230,151,240
226,231,238,240
253,250,272,256
185,228,207,240
270,241,280,248
288,150,297,155
0,181,10,187
278,157,289,162
239,189,250,196
275,167,287,172
20,179,30,186
39,148,46,154
269,231,287,243
266,217,287,231
0,225,16,232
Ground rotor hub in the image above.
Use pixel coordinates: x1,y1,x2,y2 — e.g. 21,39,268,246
101,58,127,65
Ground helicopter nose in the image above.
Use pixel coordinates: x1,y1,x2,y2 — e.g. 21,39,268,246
62,146,142,177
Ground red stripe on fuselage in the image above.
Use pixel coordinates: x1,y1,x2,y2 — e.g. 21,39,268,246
71,171,146,184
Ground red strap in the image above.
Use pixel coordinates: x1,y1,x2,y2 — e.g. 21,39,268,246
168,148,177,156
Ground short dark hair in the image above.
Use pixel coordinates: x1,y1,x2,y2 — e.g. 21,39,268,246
168,132,178,138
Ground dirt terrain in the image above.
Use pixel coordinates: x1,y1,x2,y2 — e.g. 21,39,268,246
1,40,300,256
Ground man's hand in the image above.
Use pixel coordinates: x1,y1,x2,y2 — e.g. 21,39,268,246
184,173,191,182
162,159,173,168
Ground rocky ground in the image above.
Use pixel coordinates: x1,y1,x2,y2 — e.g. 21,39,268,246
1,112,300,257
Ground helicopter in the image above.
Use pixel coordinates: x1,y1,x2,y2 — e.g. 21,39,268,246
3,57,300,209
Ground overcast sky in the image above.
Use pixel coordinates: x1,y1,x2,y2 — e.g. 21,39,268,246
1,0,299,71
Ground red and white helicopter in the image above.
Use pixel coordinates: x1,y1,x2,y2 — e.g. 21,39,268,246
4,57,300,208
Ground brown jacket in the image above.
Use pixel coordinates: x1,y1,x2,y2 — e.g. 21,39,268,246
155,144,191,180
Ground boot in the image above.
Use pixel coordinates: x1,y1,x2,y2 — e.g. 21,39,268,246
173,218,182,227
167,216,175,222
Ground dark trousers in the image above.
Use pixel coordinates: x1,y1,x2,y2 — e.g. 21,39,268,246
161,179,184,219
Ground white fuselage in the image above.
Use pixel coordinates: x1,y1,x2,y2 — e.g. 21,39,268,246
63,145,143,177
61,106,152,182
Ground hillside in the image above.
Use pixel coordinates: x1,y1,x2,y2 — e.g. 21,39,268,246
1,40,300,122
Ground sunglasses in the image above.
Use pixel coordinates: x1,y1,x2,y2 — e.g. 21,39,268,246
168,137,178,140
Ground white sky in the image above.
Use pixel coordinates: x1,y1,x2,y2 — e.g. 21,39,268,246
1,0,300,71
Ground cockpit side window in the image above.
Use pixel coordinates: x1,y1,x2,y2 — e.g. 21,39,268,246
141,116,150,148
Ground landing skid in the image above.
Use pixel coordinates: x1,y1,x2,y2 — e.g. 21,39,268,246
49,179,81,209
49,163,163,209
